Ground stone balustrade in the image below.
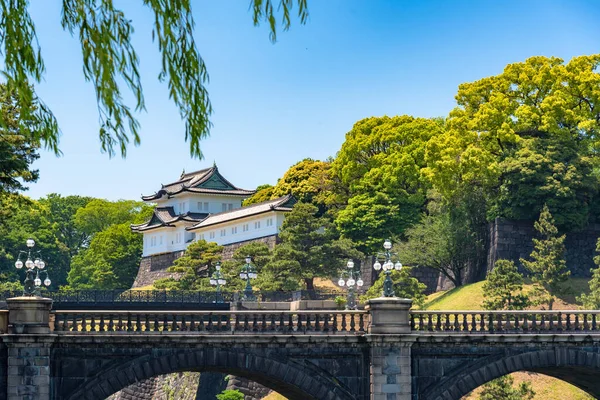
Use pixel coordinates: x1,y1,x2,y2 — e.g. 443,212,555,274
52,310,368,334
410,310,600,333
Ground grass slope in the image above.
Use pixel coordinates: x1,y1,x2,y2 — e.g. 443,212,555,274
422,278,593,400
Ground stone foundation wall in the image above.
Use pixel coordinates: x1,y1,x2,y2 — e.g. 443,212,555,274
107,373,273,400
487,218,600,277
133,236,280,288
132,251,185,288
226,376,273,400
220,235,279,260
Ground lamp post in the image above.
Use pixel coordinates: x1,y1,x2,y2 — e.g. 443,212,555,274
209,261,226,303
240,255,257,301
14,238,51,297
337,259,364,309
372,239,402,297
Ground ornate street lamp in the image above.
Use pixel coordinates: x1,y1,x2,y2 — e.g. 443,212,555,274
337,259,364,309
372,239,402,297
14,238,51,296
209,261,226,303
240,255,257,301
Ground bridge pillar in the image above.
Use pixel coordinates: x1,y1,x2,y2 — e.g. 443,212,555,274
4,297,54,400
367,297,414,400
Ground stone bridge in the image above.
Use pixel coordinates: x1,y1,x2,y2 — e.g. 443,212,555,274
2,297,600,400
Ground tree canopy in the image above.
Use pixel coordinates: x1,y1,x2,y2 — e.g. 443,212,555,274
0,0,308,158
0,83,41,194
332,115,443,253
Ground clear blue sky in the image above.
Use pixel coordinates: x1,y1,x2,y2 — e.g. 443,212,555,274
23,0,600,201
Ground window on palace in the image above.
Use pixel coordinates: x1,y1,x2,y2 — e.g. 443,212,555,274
209,232,215,239
266,218,273,227
231,227,237,234
222,203,227,212
228,203,233,210
254,221,261,229
220,229,226,237
243,223,249,232
159,236,163,245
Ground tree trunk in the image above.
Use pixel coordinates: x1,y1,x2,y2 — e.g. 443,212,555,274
304,277,315,291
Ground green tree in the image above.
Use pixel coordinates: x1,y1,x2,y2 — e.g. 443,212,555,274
398,197,477,289
74,199,150,237
0,83,41,193
482,260,529,310
361,268,426,307
154,240,223,291
0,1,308,157
243,184,275,206
216,389,244,400
221,242,274,292
0,194,72,287
578,238,600,309
67,223,142,289
243,159,337,212
332,115,443,253
479,375,535,400
269,202,362,290
38,194,94,256
425,55,600,231
520,205,570,310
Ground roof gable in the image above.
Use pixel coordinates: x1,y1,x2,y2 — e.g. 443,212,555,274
276,195,297,209
197,171,236,190
141,165,255,201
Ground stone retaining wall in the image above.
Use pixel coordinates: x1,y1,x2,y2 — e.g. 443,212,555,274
132,251,185,288
133,235,279,288
487,218,600,277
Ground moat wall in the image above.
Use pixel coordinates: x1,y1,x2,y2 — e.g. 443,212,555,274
132,235,279,288
487,218,600,277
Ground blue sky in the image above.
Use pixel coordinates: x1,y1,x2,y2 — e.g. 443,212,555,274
23,0,600,201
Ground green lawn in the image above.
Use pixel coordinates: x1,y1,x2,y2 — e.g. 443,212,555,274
421,278,590,311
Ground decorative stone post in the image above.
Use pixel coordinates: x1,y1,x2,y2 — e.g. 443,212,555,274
5,296,54,400
366,297,414,400
6,297,52,334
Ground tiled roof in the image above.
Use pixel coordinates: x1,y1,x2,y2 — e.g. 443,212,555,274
141,166,255,201
131,207,208,232
187,194,296,231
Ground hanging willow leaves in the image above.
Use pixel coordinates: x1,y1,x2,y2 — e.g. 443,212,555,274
0,0,308,158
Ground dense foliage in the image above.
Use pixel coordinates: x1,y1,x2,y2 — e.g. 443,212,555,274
154,240,223,291
482,260,529,310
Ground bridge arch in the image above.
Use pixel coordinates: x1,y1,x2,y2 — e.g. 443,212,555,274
429,348,600,400
64,347,356,400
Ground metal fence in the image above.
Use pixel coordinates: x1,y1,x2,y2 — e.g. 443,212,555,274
0,289,343,310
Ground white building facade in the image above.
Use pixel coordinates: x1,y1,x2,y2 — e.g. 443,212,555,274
131,165,296,257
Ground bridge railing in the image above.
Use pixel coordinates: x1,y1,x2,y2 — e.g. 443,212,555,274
410,310,600,333
52,310,368,334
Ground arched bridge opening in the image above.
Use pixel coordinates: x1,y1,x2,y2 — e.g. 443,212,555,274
421,348,600,400
57,347,361,400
